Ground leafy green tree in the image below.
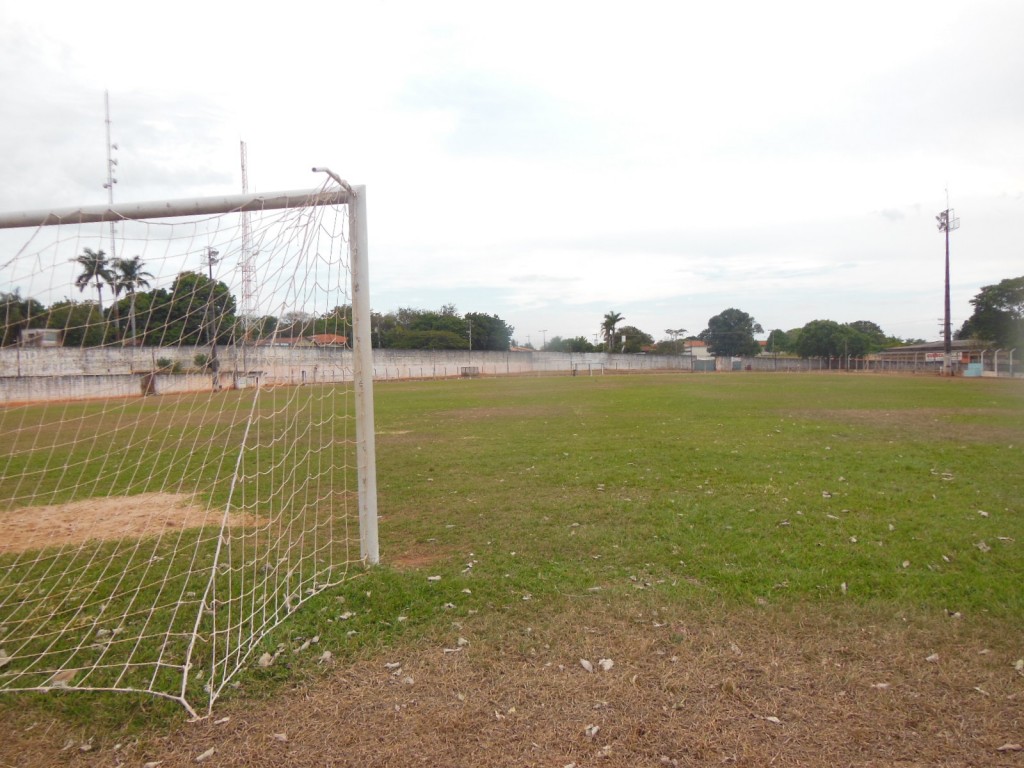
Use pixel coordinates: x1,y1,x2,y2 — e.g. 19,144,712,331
73,248,113,316
840,327,873,358
765,329,791,354
846,320,889,351
371,311,398,348
314,305,353,338
400,306,466,337
364,306,513,350
46,300,106,347
111,256,153,344
957,276,1024,349
131,289,170,345
230,313,278,343
794,320,872,363
545,335,599,353
1,290,46,346
794,320,842,358
601,311,624,352
617,325,654,353
465,312,514,351
276,311,316,339
0,290,25,347
785,327,802,352
699,308,763,357
388,329,467,349
653,328,689,355
140,272,237,347
382,306,467,349
250,315,279,340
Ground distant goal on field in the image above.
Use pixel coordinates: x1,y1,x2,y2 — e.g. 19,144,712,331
0,174,377,717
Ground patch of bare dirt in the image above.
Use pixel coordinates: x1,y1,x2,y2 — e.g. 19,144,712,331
4,603,1021,767
387,539,459,571
0,493,266,554
388,549,449,571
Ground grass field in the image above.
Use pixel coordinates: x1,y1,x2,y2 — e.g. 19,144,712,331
0,384,357,716
2,372,1023,766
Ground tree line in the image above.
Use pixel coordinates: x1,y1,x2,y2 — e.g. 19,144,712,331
761,276,1023,357
4,249,1020,357
541,307,909,358
543,275,1023,358
1,249,516,351
2,272,237,348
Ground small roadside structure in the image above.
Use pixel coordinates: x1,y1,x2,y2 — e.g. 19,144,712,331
310,334,348,347
19,328,61,347
879,339,997,373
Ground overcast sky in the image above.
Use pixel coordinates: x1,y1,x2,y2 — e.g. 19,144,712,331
1,1,1021,345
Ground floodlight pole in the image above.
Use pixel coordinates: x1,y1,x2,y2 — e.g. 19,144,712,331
103,91,118,265
943,215,951,361
936,207,959,376
205,247,221,391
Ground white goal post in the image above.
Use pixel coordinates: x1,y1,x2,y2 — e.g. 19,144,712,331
0,177,377,716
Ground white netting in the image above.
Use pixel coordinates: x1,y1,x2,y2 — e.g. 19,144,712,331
0,182,363,716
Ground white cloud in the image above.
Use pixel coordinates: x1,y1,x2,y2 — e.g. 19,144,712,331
1,0,1022,344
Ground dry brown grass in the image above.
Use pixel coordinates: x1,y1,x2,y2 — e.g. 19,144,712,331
5,600,1021,767
0,493,268,554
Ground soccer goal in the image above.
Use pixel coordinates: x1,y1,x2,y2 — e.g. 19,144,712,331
0,175,377,717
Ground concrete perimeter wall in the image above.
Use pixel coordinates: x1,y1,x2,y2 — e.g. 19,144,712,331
0,347,690,404
5,347,985,405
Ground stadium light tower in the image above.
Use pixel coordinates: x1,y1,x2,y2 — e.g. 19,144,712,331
936,205,960,375
102,91,119,286
205,247,221,390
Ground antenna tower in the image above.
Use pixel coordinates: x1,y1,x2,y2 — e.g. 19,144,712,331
102,91,118,262
240,141,255,332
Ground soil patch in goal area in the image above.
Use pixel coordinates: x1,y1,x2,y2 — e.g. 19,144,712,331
0,493,266,554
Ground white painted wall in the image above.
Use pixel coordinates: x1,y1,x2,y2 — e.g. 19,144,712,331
0,347,693,403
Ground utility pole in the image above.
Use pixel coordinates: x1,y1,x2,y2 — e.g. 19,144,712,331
539,329,547,350
936,203,960,375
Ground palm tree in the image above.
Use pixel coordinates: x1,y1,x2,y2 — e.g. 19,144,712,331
601,311,624,352
73,248,113,315
111,255,153,345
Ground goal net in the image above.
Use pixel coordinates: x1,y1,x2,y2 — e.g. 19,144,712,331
0,178,377,717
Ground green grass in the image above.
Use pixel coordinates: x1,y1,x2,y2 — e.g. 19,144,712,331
366,374,1023,617
2,372,1022,731
0,384,357,721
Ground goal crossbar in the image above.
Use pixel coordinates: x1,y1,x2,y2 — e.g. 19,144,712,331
0,188,350,230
